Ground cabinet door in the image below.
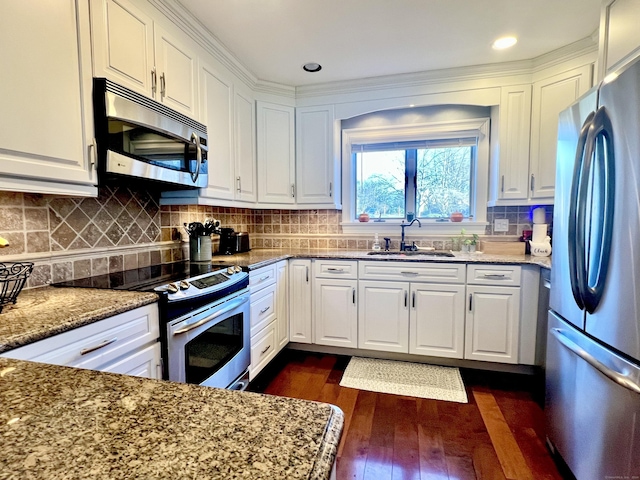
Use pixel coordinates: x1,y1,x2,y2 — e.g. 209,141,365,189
91,0,155,97
0,0,96,195
314,278,358,348
409,284,465,359
296,105,338,205
358,281,409,353
234,87,257,202
200,63,235,200
498,85,532,201
101,343,161,379
602,0,640,75
529,65,592,200
276,261,289,351
465,285,521,364
289,260,312,343
154,25,198,119
256,102,296,204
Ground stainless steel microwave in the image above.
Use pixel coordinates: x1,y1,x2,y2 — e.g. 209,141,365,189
93,78,208,189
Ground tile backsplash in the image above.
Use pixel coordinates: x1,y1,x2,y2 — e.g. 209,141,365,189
1,186,552,288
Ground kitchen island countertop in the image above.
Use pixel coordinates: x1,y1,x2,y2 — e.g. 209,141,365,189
0,357,343,479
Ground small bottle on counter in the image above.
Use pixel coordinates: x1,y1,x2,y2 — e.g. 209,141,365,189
372,233,381,251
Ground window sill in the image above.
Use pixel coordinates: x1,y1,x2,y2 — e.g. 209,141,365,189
340,221,488,236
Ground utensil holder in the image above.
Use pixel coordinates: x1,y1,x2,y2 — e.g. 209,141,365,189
189,236,212,262
0,262,34,313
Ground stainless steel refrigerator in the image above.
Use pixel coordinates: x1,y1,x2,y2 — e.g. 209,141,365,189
547,56,640,480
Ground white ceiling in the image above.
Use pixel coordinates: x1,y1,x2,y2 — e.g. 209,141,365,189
178,0,602,87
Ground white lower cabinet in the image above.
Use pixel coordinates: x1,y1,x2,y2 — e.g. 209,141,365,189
275,260,289,351
409,284,466,359
314,278,358,348
0,305,161,378
358,280,409,353
465,285,521,364
289,259,313,343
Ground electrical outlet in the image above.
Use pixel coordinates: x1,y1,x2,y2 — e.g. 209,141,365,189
494,218,509,232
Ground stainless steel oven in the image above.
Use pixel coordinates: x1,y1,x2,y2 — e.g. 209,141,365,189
156,266,251,390
166,288,250,389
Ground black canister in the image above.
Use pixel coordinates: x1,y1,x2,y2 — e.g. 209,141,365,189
218,228,236,255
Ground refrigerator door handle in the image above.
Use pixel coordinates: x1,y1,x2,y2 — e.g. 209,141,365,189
550,328,640,395
580,106,616,314
568,111,594,310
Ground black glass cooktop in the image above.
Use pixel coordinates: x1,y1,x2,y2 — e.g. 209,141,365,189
53,261,244,292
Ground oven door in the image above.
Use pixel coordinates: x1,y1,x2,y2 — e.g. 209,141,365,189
167,289,250,388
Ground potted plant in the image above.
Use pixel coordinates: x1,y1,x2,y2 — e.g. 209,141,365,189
463,233,479,253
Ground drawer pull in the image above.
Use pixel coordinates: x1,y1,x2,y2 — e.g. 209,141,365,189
261,344,271,355
327,267,345,273
483,274,507,279
401,271,419,276
258,275,270,282
259,306,271,315
80,337,118,356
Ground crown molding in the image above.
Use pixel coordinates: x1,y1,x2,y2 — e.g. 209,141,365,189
295,35,598,99
150,0,258,88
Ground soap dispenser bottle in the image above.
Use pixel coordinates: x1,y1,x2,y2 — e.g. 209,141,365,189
372,233,381,251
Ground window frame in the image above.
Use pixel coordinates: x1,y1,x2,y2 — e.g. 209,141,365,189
341,118,490,235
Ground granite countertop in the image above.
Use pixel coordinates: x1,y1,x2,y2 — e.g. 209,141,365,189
209,248,553,271
0,357,343,479
0,287,157,354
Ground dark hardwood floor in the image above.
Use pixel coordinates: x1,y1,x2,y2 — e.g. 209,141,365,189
249,350,566,480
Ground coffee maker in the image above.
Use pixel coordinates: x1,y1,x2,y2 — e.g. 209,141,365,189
217,227,236,255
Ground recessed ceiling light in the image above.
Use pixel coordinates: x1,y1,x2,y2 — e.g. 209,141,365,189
302,62,322,73
492,36,518,50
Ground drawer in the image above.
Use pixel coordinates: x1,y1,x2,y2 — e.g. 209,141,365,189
358,261,465,284
314,260,358,279
100,342,161,379
466,264,522,286
249,264,277,292
250,283,277,336
250,321,277,380
3,305,160,370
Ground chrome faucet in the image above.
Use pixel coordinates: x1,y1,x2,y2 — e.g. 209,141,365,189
400,218,422,251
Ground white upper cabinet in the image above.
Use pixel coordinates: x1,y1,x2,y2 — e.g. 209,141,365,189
599,0,640,79
92,0,199,119
153,25,199,119
295,105,340,207
234,86,258,203
0,0,96,196
496,85,533,202
256,102,296,204
529,65,592,200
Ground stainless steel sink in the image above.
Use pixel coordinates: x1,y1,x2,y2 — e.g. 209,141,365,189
367,250,455,257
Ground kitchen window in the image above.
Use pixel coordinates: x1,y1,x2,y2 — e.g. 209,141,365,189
341,113,490,235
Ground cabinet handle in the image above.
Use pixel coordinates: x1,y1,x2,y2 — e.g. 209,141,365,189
291,184,295,198
151,67,157,95
88,139,97,171
306,266,309,283
260,306,271,315
261,344,272,355
530,174,535,192
400,271,419,276
236,176,241,193
329,181,333,197
404,291,408,307
469,294,473,312
258,275,270,282
501,175,505,193
80,337,118,356
412,291,416,309
160,72,166,98
483,273,506,279
327,267,345,273
352,288,356,304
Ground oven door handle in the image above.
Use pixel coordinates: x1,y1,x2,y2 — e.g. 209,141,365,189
173,296,249,335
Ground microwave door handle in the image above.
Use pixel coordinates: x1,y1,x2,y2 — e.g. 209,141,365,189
190,132,202,183
568,111,594,310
